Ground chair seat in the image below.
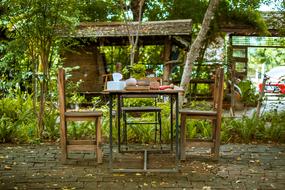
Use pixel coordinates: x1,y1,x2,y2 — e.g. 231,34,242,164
122,106,162,112
65,111,102,117
180,109,217,117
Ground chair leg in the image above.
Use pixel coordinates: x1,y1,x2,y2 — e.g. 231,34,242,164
123,111,128,148
180,114,186,161
154,112,158,144
211,119,216,154
60,119,68,164
96,117,103,164
213,118,221,159
158,111,162,145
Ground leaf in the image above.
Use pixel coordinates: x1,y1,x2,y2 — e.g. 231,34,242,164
4,165,12,170
113,174,125,177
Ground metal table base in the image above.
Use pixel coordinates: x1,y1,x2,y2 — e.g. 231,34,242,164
106,90,182,173
111,149,179,173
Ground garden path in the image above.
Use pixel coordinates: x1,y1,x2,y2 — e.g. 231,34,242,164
1,143,285,189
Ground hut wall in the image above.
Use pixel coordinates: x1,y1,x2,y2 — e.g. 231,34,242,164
63,46,105,92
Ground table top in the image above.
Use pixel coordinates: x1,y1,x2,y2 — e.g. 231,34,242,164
102,86,184,95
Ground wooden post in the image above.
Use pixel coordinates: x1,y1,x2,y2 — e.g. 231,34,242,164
256,75,267,118
58,68,67,163
180,114,186,161
96,117,103,164
228,36,235,117
214,68,224,159
162,38,172,85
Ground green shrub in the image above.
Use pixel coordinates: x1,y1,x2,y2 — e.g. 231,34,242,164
43,107,59,141
262,111,285,143
0,115,17,143
0,93,37,143
221,110,285,143
0,93,60,143
184,119,212,139
237,80,259,106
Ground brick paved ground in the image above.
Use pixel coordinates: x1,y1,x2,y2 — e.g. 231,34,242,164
0,143,285,190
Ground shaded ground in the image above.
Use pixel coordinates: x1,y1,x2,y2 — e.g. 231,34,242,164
1,143,285,190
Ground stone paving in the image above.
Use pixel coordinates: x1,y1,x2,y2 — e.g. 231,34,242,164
0,143,285,190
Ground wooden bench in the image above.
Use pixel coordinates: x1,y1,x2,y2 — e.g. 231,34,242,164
58,68,103,164
180,67,224,160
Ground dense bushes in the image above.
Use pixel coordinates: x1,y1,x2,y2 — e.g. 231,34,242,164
237,80,259,106
221,111,285,143
0,93,59,143
1,93,285,144
0,93,37,143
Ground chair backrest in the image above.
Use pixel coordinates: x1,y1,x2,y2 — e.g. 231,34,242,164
213,67,224,113
58,68,66,113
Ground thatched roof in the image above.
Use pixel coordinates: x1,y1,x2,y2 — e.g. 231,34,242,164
71,19,192,38
221,12,285,36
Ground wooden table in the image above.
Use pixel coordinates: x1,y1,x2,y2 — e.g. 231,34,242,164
104,88,183,172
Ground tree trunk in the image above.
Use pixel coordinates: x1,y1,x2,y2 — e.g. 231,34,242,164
128,0,144,67
162,39,172,84
179,0,220,108
130,0,147,21
38,80,45,137
192,41,208,95
37,47,50,138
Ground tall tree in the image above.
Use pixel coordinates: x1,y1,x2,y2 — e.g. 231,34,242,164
179,0,220,107
130,0,147,21
120,0,145,67
1,0,80,138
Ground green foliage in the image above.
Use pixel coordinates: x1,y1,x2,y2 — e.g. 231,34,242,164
78,0,120,22
184,100,212,110
104,45,163,78
43,107,59,140
128,121,155,144
169,0,207,24
237,80,259,106
65,74,86,106
69,94,86,105
218,0,268,34
249,47,285,69
262,110,285,143
185,119,212,139
0,92,61,143
144,0,172,21
0,116,16,143
68,121,96,140
122,102,172,144
123,63,146,79
221,110,285,143
122,97,155,108
0,93,37,143
138,46,164,75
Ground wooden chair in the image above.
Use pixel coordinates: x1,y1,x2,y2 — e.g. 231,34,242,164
180,67,224,160
102,74,112,90
121,95,162,148
58,68,103,164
